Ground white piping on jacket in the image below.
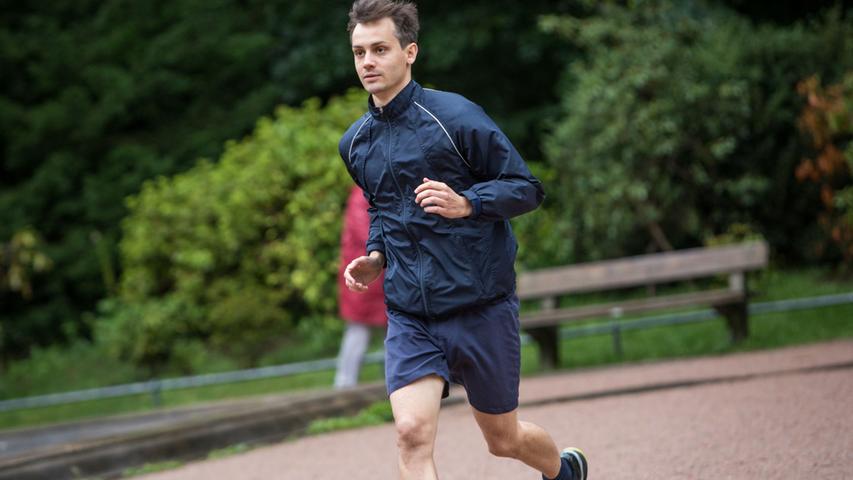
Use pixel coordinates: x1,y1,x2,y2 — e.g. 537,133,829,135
413,101,472,169
348,115,371,162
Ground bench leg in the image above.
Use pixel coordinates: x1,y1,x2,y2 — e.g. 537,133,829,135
526,326,559,370
715,302,749,343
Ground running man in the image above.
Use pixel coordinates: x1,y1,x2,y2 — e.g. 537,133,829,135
339,1,588,479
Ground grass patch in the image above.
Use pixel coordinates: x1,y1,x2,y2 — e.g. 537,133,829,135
306,400,394,435
548,297,853,371
207,442,252,460
122,460,184,477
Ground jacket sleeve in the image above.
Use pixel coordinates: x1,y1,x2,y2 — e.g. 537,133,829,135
363,195,385,258
456,106,545,221
339,132,385,258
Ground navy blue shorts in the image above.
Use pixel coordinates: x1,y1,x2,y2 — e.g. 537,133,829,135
384,295,521,414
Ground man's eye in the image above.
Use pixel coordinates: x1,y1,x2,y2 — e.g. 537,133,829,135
376,47,386,54
354,50,364,57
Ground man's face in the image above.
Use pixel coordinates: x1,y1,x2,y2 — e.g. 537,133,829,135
351,17,417,102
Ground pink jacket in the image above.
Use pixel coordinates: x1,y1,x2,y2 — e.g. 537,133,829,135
338,186,387,326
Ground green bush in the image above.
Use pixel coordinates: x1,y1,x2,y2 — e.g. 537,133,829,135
94,296,206,375
796,73,853,271
95,91,365,371
536,2,853,264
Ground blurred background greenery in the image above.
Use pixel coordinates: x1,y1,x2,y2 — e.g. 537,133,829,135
1,0,852,406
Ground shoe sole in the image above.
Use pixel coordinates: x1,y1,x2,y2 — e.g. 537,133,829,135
561,447,587,480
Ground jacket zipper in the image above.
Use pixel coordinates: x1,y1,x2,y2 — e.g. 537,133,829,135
382,112,431,317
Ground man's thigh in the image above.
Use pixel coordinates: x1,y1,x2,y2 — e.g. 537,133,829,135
471,406,519,442
389,375,445,438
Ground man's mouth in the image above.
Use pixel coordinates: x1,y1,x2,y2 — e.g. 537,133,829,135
364,73,381,80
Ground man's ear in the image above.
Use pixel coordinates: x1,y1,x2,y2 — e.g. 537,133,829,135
406,42,419,66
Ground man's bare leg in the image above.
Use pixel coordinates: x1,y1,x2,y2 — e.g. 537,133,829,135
472,407,562,478
389,375,445,480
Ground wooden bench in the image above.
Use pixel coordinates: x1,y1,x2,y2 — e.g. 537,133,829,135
516,241,769,369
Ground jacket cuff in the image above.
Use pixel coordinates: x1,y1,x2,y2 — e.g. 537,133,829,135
461,190,482,220
366,244,387,267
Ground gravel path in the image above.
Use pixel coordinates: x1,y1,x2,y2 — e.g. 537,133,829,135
140,340,853,479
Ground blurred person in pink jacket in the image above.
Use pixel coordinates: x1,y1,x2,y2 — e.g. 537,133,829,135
335,186,387,388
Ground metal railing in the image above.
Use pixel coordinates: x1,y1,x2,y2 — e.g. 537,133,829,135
0,353,385,413
556,291,853,339
1,292,851,413
553,291,853,358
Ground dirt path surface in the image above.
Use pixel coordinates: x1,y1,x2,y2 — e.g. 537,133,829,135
140,340,853,480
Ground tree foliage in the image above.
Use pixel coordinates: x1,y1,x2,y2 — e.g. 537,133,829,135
0,228,52,300
796,73,853,269
0,0,286,357
95,91,363,370
536,1,853,264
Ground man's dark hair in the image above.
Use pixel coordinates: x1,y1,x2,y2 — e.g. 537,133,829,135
348,0,419,47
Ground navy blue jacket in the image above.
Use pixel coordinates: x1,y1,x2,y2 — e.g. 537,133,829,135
339,80,544,318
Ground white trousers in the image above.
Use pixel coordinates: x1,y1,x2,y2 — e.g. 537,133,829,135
334,323,371,388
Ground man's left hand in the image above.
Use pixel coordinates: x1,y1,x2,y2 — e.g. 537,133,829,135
414,177,472,219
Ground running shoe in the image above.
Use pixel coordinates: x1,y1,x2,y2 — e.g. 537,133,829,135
561,447,588,480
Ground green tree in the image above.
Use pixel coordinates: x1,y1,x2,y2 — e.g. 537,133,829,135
0,0,286,357
536,1,853,264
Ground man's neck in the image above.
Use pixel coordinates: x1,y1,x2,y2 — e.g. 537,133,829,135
372,75,412,108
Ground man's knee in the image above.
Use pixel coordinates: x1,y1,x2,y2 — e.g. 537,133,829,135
395,415,435,452
484,432,520,459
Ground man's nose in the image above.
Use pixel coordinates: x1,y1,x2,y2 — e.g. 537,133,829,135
362,52,376,68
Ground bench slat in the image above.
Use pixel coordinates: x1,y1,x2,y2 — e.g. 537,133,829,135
517,241,767,299
521,289,744,328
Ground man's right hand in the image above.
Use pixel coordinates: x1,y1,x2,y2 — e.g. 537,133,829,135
344,251,384,292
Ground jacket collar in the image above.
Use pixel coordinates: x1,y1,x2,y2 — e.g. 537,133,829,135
368,80,420,119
